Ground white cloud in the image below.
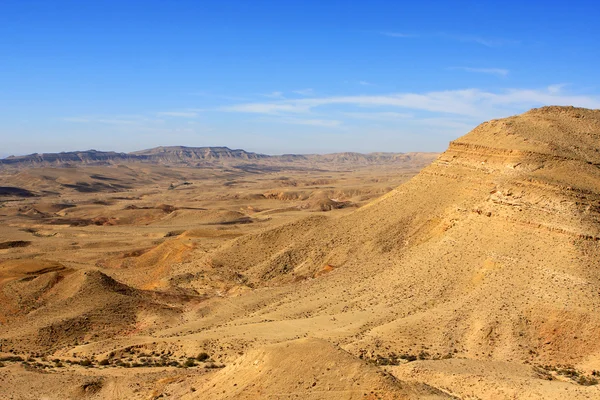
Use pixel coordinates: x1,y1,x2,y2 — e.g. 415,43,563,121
157,111,198,118
271,118,342,127
62,115,164,125
219,86,600,119
547,84,568,94
451,67,509,77
188,91,251,101
293,88,314,96
262,91,285,99
443,34,519,47
359,80,372,86
381,31,517,47
342,111,414,120
220,103,309,114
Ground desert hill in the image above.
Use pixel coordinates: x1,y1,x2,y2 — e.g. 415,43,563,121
0,261,190,353
1,106,600,399
192,106,600,383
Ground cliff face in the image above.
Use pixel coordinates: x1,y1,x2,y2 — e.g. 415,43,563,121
0,147,265,167
0,150,132,166
0,146,438,168
131,146,268,163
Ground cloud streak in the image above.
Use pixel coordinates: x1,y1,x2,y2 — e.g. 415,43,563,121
441,34,519,47
219,86,600,120
293,88,314,96
262,91,285,99
157,111,199,118
450,67,509,77
62,115,164,125
382,31,517,47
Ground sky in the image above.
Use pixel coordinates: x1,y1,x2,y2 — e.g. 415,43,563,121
1,0,599,157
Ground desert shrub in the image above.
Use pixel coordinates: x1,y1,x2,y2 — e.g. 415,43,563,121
399,353,417,362
98,359,110,366
0,362,4,367
205,362,225,369
184,359,196,368
197,352,210,362
80,359,93,367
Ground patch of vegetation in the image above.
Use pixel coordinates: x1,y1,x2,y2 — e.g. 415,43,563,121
184,359,197,368
196,352,210,362
205,362,225,369
362,348,450,366
165,230,185,238
536,364,599,386
79,359,93,367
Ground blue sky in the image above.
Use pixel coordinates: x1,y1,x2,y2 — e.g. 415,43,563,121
1,0,599,156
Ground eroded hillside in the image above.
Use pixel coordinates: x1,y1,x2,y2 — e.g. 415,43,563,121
1,107,600,399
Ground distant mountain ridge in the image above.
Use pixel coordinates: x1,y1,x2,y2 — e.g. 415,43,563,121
0,146,438,168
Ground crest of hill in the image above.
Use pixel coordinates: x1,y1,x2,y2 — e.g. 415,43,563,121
206,105,600,367
454,106,600,163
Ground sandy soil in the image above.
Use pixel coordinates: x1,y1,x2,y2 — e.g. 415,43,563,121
1,106,600,399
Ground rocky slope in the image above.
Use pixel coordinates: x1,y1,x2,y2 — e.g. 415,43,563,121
204,106,600,368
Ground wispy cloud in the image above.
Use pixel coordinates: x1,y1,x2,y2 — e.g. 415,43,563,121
157,111,198,118
380,31,417,38
187,91,251,101
219,86,600,119
547,83,568,94
262,91,285,99
293,88,314,96
450,67,509,77
442,33,519,47
381,31,517,47
220,103,309,114
359,80,373,86
342,111,414,120
62,115,164,125
277,118,342,127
